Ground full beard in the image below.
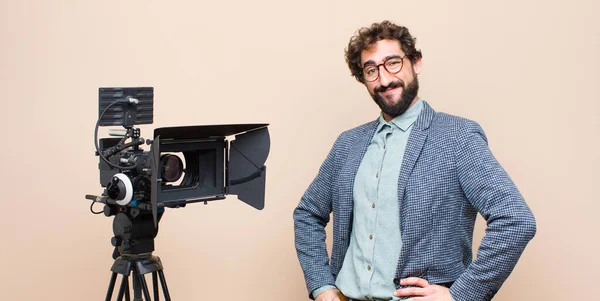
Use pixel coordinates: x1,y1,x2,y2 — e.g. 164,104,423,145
371,75,419,118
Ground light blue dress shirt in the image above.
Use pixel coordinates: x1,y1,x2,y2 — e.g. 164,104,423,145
312,99,423,301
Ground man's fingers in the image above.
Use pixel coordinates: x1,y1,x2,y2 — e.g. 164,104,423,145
394,278,434,298
400,277,430,288
393,286,428,297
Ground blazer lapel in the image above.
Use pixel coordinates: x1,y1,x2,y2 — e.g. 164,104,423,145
397,101,435,205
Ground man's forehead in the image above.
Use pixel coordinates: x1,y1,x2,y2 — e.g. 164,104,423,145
361,39,405,65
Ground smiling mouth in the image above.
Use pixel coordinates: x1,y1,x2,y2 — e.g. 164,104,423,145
381,86,402,95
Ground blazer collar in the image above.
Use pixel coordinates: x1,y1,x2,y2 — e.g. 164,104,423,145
412,100,435,131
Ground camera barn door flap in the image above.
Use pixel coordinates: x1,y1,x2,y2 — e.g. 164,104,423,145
229,126,270,210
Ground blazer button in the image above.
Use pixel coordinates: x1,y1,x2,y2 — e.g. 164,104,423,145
393,277,400,285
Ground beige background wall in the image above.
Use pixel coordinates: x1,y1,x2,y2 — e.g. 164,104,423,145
0,0,598,300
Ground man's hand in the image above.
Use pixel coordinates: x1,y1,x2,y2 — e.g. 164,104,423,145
393,277,452,301
315,288,348,301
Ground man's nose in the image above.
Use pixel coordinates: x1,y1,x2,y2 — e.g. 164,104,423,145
378,65,394,87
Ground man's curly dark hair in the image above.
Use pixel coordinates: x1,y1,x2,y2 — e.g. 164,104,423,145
345,21,423,83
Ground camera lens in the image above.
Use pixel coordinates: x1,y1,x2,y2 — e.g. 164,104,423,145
160,154,184,183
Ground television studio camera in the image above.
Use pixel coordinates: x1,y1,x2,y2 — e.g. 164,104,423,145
84,87,269,300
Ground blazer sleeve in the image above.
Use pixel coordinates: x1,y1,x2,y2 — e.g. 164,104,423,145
450,121,537,301
293,135,342,299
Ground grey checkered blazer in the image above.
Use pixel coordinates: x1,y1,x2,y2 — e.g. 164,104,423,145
293,101,536,301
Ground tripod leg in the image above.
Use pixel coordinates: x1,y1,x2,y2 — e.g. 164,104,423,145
124,277,131,301
106,272,118,301
158,270,171,301
138,271,153,301
116,274,130,301
132,269,143,301
153,272,159,301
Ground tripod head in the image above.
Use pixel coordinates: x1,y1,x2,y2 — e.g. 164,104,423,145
110,207,163,258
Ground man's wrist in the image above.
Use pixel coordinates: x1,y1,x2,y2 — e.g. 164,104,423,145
311,285,337,299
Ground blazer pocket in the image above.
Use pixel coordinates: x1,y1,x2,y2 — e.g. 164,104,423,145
426,260,465,284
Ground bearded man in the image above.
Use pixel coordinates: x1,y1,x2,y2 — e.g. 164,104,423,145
293,20,536,301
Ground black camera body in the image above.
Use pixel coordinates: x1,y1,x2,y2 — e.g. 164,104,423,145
88,87,270,256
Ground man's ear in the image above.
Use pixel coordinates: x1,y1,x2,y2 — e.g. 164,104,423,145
412,58,423,75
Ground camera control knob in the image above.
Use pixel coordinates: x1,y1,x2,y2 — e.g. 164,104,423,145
111,237,122,247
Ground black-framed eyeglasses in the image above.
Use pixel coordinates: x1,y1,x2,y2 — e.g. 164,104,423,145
362,55,406,82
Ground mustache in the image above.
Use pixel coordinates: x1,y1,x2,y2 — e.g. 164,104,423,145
374,80,404,93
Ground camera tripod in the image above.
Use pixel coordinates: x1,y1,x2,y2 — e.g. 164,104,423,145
105,253,171,301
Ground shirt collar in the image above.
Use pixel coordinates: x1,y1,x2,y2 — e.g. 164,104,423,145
376,98,424,132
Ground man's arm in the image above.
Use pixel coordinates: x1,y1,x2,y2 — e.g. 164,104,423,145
293,135,342,299
450,121,537,301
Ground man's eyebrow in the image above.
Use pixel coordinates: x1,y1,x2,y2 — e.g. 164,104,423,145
362,55,404,68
